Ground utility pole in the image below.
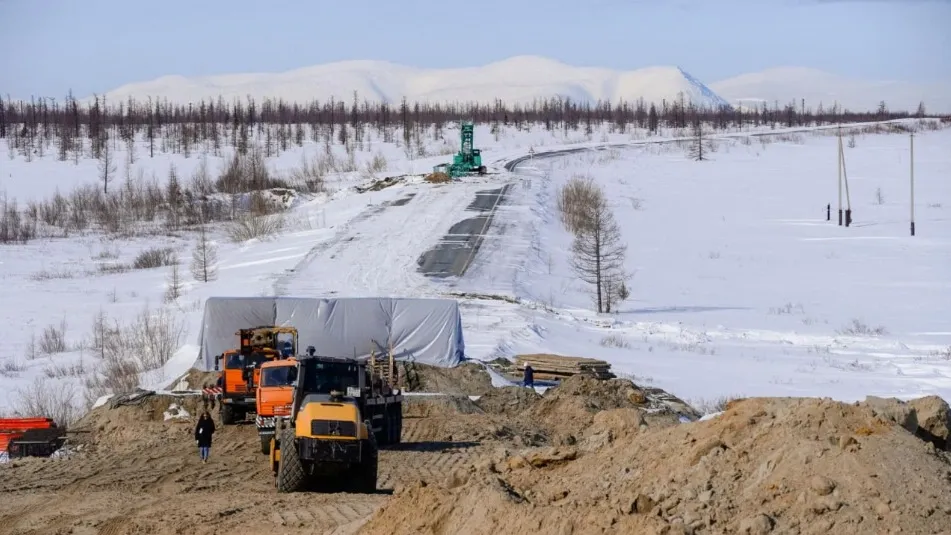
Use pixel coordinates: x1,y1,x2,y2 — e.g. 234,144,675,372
837,127,843,226
842,135,853,227
910,133,916,236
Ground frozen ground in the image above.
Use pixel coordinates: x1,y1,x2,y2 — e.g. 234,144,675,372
458,122,951,406
1,119,949,419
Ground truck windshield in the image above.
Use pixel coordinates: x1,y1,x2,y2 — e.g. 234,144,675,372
301,361,360,394
224,352,270,370
261,366,297,387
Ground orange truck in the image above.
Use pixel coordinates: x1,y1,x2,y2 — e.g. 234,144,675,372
213,326,298,425
255,356,300,454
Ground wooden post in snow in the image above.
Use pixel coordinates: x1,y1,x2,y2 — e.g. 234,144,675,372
910,133,916,236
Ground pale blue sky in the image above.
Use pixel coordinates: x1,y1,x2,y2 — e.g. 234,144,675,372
1,0,949,99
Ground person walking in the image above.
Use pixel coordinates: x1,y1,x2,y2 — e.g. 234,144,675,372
522,364,534,389
194,411,216,463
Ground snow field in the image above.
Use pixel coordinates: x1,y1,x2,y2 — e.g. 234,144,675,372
1,119,949,419
457,122,951,406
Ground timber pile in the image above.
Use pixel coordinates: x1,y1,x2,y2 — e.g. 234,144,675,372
515,353,615,380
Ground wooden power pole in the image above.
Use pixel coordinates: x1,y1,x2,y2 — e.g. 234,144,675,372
910,133,916,236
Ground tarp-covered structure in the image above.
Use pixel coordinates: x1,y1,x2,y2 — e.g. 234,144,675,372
196,297,464,371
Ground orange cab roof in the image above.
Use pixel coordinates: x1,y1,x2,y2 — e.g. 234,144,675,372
260,357,297,368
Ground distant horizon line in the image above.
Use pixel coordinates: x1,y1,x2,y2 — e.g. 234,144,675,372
3,54,948,114
4,54,945,101
0,93,943,115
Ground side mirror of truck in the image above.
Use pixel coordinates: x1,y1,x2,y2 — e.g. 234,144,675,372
213,355,220,371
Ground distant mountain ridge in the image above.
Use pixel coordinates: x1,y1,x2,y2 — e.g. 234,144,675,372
88,56,950,113
711,67,950,114
89,56,732,109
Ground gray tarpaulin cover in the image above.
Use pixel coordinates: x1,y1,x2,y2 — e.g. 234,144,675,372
197,297,464,370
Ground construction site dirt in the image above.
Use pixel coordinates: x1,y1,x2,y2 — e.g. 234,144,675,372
2,364,950,535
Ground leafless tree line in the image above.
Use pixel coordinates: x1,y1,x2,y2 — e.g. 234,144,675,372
1,91,935,158
0,144,303,245
0,91,941,246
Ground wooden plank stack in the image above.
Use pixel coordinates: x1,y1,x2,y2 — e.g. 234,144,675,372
515,353,615,381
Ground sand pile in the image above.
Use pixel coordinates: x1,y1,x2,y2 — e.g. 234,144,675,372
409,362,495,396
68,391,206,449
359,395,951,535
475,386,542,416
425,171,451,183
167,367,221,391
526,375,694,443
404,395,484,418
401,394,549,448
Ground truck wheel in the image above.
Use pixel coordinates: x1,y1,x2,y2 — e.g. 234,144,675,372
353,440,378,493
361,451,378,493
276,429,304,493
220,404,235,425
260,435,271,455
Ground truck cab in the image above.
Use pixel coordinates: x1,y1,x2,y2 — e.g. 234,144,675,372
213,326,298,425
255,357,298,454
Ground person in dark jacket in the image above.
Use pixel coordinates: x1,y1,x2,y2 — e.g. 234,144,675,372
522,364,534,389
194,411,216,463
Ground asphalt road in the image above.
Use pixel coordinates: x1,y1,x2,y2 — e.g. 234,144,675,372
418,148,594,279
502,146,593,172
417,184,512,278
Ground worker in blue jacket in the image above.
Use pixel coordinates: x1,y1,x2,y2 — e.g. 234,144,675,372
522,364,534,389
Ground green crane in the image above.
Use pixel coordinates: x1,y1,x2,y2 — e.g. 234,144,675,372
433,122,487,179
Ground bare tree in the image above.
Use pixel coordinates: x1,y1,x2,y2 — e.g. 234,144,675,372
190,218,218,282
569,186,630,314
164,254,184,303
557,175,602,235
688,120,713,161
602,273,631,314
125,134,136,166
98,141,117,193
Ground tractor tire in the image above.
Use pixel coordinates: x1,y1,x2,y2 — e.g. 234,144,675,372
260,435,271,455
478,165,487,175
276,429,304,493
356,449,378,493
353,428,378,493
220,404,235,425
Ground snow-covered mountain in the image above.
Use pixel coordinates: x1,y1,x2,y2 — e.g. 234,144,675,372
710,67,951,114
91,56,731,109
90,57,949,113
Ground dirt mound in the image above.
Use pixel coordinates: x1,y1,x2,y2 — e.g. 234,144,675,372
167,367,220,391
359,395,951,535
409,361,494,396
909,395,951,450
527,375,693,443
474,386,541,416
68,390,206,449
0,389,485,535
401,395,549,448
403,395,484,418
425,171,451,183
